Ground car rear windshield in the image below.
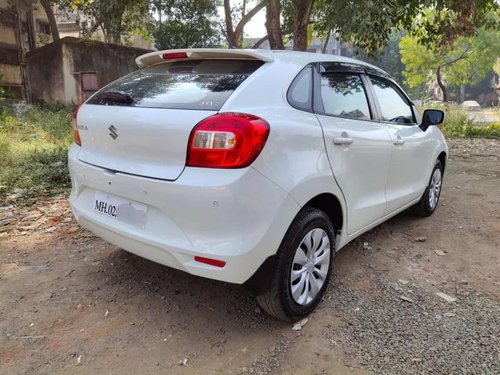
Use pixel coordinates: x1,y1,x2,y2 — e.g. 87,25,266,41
87,59,264,110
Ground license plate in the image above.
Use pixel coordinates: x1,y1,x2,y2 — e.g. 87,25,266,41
93,191,148,229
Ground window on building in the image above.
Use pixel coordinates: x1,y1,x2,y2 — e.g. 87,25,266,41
37,21,50,35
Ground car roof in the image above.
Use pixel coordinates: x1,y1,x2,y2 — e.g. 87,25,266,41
271,50,372,66
135,48,390,78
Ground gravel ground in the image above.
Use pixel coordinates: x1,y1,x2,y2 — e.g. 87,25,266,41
324,273,499,374
1,138,499,374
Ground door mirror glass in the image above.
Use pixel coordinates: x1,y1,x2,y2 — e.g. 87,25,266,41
420,109,444,131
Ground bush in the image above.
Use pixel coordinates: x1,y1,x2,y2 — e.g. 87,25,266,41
0,101,498,204
0,103,73,203
424,105,500,139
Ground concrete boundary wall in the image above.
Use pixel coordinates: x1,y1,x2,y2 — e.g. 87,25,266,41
26,37,152,104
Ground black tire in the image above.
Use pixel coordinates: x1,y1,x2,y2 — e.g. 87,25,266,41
256,207,335,321
411,160,443,217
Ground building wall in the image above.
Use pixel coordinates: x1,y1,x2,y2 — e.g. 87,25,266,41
26,37,151,104
0,5,24,97
0,0,53,98
25,39,64,103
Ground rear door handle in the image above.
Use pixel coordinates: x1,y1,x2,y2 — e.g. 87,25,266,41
333,137,353,145
394,135,405,146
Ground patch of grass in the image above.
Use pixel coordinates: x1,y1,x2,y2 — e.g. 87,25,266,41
432,106,500,139
0,103,74,203
0,101,498,205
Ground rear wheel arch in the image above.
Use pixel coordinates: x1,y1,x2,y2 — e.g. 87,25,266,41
256,207,336,320
303,193,343,234
243,193,343,296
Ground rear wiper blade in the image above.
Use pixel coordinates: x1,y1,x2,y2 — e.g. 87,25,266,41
96,90,135,106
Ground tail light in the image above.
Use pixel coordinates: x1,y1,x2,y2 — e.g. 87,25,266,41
72,105,81,146
187,113,270,168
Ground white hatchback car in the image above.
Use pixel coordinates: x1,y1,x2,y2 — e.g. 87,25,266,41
69,49,447,321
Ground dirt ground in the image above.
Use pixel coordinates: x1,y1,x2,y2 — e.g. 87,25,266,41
1,138,499,375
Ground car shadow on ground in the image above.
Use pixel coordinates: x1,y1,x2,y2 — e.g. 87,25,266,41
90,245,285,330
87,208,424,327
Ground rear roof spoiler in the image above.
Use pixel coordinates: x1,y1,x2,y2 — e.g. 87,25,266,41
136,48,274,68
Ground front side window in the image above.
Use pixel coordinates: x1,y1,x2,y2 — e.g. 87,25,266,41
370,77,415,124
319,73,371,120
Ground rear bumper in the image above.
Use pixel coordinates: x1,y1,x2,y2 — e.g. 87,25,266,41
68,144,299,284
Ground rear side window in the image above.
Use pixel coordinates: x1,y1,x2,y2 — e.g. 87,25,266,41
87,59,264,110
287,66,313,111
370,77,415,124
319,73,371,120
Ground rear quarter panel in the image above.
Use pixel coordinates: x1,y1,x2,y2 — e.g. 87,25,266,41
221,60,348,247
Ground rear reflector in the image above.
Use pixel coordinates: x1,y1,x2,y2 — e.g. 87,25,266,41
162,52,188,60
72,105,81,146
194,256,226,268
187,113,270,169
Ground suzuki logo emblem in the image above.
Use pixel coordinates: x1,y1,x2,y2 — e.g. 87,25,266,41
109,125,118,140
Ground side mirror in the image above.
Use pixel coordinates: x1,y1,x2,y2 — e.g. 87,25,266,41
420,109,445,131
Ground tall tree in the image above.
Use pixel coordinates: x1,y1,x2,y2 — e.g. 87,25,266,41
149,0,222,50
59,0,149,44
400,21,500,102
40,0,60,40
354,31,406,84
313,0,499,54
265,0,283,49
223,0,266,48
290,0,314,50
265,0,314,50
413,0,499,47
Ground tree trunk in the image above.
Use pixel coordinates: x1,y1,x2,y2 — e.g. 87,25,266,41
102,20,112,43
158,1,162,44
224,0,265,48
234,1,265,46
111,33,121,44
265,0,283,49
40,0,60,41
321,28,331,53
292,0,314,51
223,0,237,48
436,66,448,102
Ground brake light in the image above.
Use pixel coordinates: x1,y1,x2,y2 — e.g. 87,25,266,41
187,113,270,168
72,105,81,146
162,52,188,60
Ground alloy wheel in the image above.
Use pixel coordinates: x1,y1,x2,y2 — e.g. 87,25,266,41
290,228,331,305
428,168,442,209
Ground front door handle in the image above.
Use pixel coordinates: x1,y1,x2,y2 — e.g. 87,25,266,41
394,135,405,146
333,136,353,145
